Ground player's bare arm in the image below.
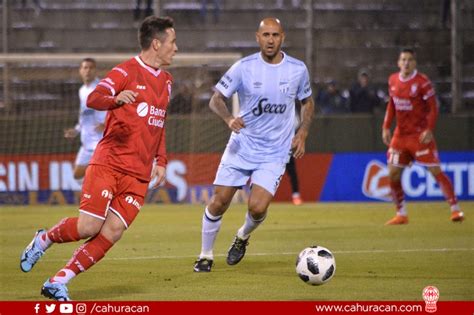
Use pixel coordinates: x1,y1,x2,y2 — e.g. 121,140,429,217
209,90,245,133
382,128,392,146
95,123,105,133
64,128,78,139
115,90,139,106
151,165,166,189
419,129,434,144
292,97,314,158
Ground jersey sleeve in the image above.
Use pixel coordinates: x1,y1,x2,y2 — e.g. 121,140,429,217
87,66,129,110
155,127,167,167
382,97,395,129
214,60,242,98
420,78,438,130
296,65,312,101
383,77,395,129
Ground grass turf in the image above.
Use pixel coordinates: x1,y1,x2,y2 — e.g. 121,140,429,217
0,202,472,301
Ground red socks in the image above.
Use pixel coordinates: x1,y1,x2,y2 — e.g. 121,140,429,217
434,172,458,206
390,180,405,211
64,233,114,275
47,217,80,243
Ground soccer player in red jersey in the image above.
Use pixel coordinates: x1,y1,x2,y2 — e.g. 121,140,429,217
382,48,464,225
20,16,178,301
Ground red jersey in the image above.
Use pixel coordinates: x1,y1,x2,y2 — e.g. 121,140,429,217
87,56,172,182
383,70,438,137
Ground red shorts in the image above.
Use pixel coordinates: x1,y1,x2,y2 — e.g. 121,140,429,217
79,164,149,228
387,135,440,167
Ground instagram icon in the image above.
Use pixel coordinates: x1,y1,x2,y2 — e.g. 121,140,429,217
76,303,87,315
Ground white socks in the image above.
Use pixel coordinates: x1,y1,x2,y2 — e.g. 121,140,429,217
51,269,76,285
237,212,266,240
199,207,222,259
38,231,52,251
397,201,407,217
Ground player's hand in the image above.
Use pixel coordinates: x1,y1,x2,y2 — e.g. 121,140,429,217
227,117,245,133
382,128,391,146
95,124,105,133
292,129,307,159
151,165,166,189
64,128,78,139
115,90,138,106
419,129,433,144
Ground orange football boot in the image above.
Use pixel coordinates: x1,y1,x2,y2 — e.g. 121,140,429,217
384,215,409,225
450,211,465,222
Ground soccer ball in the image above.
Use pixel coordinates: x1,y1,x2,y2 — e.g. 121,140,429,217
296,246,336,285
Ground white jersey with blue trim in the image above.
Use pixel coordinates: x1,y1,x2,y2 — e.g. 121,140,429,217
78,78,106,151
215,52,312,164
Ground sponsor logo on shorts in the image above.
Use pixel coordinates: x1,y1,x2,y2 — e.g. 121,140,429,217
125,195,141,210
415,149,430,157
101,190,112,199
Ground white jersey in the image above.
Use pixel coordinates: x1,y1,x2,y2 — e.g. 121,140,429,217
77,78,106,151
215,52,312,164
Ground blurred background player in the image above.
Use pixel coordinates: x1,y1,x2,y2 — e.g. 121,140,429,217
316,79,349,115
20,16,177,301
193,17,314,272
382,48,464,225
64,58,105,181
349,69,382,114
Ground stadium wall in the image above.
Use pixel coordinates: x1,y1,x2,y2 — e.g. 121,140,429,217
0,152,472,205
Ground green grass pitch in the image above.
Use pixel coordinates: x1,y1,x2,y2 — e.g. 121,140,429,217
1,202,472,301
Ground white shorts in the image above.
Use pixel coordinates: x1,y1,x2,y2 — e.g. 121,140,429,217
213,150,286,196
75,146,94,166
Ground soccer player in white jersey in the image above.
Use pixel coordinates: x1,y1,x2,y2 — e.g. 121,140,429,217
194,17,315,272
64,58,106,180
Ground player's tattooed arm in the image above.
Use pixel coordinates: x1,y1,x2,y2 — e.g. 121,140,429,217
150,165,166,189
209,90,245,133
382,128,392,146
292,96,314,158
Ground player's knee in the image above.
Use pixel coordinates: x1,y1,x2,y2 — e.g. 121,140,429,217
248,203,267,219
78,222,101,239
77,214,103,238
101,223,125,243
208,195,231,214
427,166,441,176
388,168,402,181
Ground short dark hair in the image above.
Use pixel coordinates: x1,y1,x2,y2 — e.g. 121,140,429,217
400,47,416,58
81,58,96,66
138,16,174,50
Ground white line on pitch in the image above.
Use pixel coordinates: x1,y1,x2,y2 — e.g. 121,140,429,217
42,247,474,262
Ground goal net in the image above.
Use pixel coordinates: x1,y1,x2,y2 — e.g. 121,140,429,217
0,52,242,204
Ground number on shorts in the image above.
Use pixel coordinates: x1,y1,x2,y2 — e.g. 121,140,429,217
389,150,400,165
